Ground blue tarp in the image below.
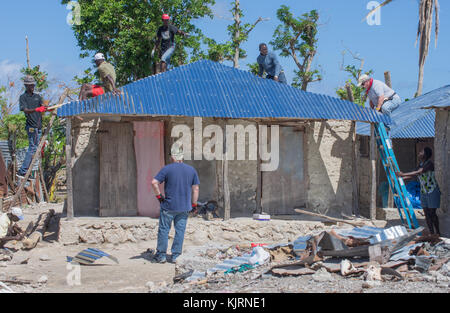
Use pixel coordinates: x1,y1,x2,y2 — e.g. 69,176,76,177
379,181,422,209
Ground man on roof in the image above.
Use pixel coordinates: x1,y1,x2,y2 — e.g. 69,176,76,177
79,53,121,101
358,74,401,117
257,43,287,84
155,14,189,73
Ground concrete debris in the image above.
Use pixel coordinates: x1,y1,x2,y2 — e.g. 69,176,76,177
39,255,51,261
37,275,48,284
312,268,334,282
365,265,383,281
0,282,14,293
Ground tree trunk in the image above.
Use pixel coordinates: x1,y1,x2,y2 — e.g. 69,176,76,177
233,0,241,68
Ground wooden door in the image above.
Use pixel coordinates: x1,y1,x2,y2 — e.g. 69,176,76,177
262,126,306,215
99,122,137,216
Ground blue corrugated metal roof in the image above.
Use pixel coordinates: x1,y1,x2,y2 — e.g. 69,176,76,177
420,85,450,109
58,60,390,124
355,86,446,138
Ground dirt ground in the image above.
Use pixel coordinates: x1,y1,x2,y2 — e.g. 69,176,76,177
1,202,449,293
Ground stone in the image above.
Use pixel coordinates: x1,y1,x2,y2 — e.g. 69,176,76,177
312,268,333,282
146,281,156,292
39,255,51,261
38,275,48,284
79,229,104,244
58,222,80,245
103,228,127,244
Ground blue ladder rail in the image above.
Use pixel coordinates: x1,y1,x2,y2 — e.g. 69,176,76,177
374,123,420,230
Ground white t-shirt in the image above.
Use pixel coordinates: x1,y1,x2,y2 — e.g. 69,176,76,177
0,213,11,237
368,79,395,107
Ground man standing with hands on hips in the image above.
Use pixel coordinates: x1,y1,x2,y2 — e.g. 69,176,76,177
151,143,200,264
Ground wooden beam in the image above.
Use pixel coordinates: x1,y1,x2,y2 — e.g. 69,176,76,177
22,209,55,250
66,117,74,219
351,122,360,216
384,71,394,208
222,122,230,220
256,123,262,213
10,89,69,209
370,123,377,220
294,208,365,227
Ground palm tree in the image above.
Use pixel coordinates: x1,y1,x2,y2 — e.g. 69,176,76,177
366,0,439,97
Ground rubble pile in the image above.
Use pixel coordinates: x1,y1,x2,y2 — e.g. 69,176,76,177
164,225,450,293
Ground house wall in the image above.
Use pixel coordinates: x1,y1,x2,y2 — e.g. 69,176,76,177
71,117,101,216
305,120,354,218
71,116,355,218
434,109,449,213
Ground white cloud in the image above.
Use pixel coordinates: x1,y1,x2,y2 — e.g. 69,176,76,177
0,60,23,84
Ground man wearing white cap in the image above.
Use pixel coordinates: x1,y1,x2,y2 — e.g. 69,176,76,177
358,74,402,117
0,207,25,248
79,53,121,100
151,143,200,263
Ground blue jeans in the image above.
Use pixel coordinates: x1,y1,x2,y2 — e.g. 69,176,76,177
156,208,189,258
18,126,41,175
267,71,287,84
161,45,176,65
381,94,401,117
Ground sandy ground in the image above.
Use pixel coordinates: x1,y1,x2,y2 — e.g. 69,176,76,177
1,202,449,293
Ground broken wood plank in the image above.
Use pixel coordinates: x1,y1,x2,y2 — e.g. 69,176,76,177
22,209,55,250
294,208,365,227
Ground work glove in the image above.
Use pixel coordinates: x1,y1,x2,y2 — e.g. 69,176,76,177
191,203,198,214
156,194,165,203
35,106,47,113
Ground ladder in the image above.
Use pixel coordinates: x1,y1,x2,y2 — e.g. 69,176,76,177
374,123,420,229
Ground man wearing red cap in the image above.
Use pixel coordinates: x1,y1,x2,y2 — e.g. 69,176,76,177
155,14,189,73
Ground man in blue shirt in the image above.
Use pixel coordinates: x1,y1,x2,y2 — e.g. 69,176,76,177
151,143,200,263
257,43,287,84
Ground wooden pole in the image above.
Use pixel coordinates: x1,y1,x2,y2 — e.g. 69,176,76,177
38,162,49,202
384,71,394,208
345,85,360,216
26,36,31,69
223,122,231,220
10,89,69,208
66,117,74,219
370,123,377,220
256,123,262,214
294,208,365,227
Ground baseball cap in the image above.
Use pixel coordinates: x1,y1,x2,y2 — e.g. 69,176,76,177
162,14,170,20
170,143,184,161
358,74,370,87
94,53,105,61
11,207,24,220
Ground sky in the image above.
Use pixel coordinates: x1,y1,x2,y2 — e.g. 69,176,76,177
0,0,449,102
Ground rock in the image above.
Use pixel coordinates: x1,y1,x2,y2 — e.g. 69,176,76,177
362,281,381,289
312,268,333,282
39,255,51,261
58,221,80,245
103,228,127,244
206,249,218,259
146,281,156,292
38,275,48,284
79,229,104,244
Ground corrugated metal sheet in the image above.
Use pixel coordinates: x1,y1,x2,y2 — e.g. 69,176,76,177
336,225,408,244
58,60,390,124
420,85,450,109
0,140,39,171
356,86,450,138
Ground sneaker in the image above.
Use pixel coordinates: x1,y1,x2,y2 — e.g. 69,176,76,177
151,254,166,264
169,254,180,264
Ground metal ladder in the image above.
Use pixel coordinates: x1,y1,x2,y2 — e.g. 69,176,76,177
374,123,420,229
